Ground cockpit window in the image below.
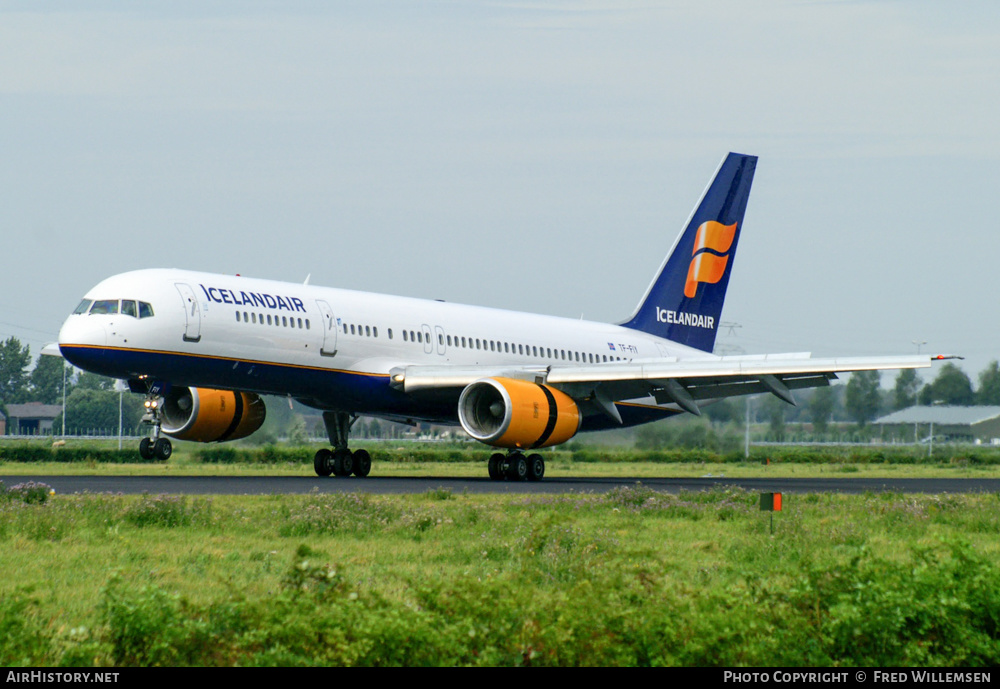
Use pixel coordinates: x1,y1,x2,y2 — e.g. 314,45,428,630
90,300,119,315
84,299,153,317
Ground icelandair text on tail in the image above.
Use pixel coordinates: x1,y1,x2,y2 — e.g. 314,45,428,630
724,671,990,683
655,307,714,330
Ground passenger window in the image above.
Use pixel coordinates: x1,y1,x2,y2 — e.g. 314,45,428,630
236,312,241,322
388,329,393,339
351,324,356,335
403,330,408,342
267,315,272,325
252,313,257,324
282,316,288,327
121,300,138,318
305,319,310,330
73,299,92,315
374,327,378,338
90,300,118,315
439,334,444,345
365,325,371,337
343,324,348,334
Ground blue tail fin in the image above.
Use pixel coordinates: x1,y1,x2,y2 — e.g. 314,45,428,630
620,152,757,353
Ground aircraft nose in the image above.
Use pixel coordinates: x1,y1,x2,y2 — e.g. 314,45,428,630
58,315,108,370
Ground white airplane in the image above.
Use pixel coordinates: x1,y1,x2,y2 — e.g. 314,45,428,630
56,153,937,480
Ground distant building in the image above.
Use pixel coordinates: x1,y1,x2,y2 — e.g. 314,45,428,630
875,406,1000,444
5,403,62,435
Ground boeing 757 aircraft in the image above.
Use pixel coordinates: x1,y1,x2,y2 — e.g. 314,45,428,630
56,153,938,480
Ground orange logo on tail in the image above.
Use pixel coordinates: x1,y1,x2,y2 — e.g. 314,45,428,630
684,221,737,298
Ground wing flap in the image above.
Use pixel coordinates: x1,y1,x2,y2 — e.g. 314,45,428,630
391,354,932,407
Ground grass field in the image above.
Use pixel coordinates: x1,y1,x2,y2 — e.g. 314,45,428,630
5,459,1000,479
3,437,1000,480
2,480,999,666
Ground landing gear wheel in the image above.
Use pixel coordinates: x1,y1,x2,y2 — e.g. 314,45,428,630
506,453,528,481
153,438,172,461
488,453,505,481
332,448,354,477
314,448,333,477
352,449,371,477
527,453,545,481
139,437,154,460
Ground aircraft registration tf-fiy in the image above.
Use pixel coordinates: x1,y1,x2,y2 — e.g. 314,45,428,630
56,153,940,481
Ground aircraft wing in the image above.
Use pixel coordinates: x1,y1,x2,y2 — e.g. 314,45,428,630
389,353,936,420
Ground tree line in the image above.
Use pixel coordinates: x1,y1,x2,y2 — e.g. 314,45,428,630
0,336,143,435
845,361,999,427
639,361,1000,447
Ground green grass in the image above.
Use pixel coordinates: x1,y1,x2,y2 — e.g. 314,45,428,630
3,458,1000,479
2,487,1000,666
4,435,1000,479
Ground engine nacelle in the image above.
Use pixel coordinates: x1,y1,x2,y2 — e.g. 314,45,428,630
458,377,581,449
160,387,266,443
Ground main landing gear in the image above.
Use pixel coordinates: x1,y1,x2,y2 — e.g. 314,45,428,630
138,393,172,461
488,451,545,482
314,411,371,478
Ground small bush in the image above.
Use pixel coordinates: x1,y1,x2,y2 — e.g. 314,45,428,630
123,494,210,528
0,589,51,665
425,487,454,501
278,493,399,537
0,481,53,505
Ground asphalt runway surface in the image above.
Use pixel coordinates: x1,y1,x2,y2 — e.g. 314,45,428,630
3,475,1000,496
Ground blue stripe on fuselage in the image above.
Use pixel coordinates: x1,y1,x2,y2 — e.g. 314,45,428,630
60,344,680,430
60,344,452,419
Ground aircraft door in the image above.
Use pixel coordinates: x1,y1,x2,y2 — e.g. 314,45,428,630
175,283,202,343
434,325,446,356
421,324,433,354
316,300,338,357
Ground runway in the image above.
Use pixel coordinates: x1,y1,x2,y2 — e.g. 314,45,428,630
4,474,1000,496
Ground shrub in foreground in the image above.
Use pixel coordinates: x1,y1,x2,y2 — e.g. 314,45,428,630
79,538,1000,666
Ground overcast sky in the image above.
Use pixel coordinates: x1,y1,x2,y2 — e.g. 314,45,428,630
2,1,998,387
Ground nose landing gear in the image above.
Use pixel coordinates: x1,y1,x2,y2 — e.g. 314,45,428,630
138,394,172,461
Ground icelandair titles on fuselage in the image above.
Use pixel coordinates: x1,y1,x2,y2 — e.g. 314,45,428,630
200,284,307,313
656,307,714,330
